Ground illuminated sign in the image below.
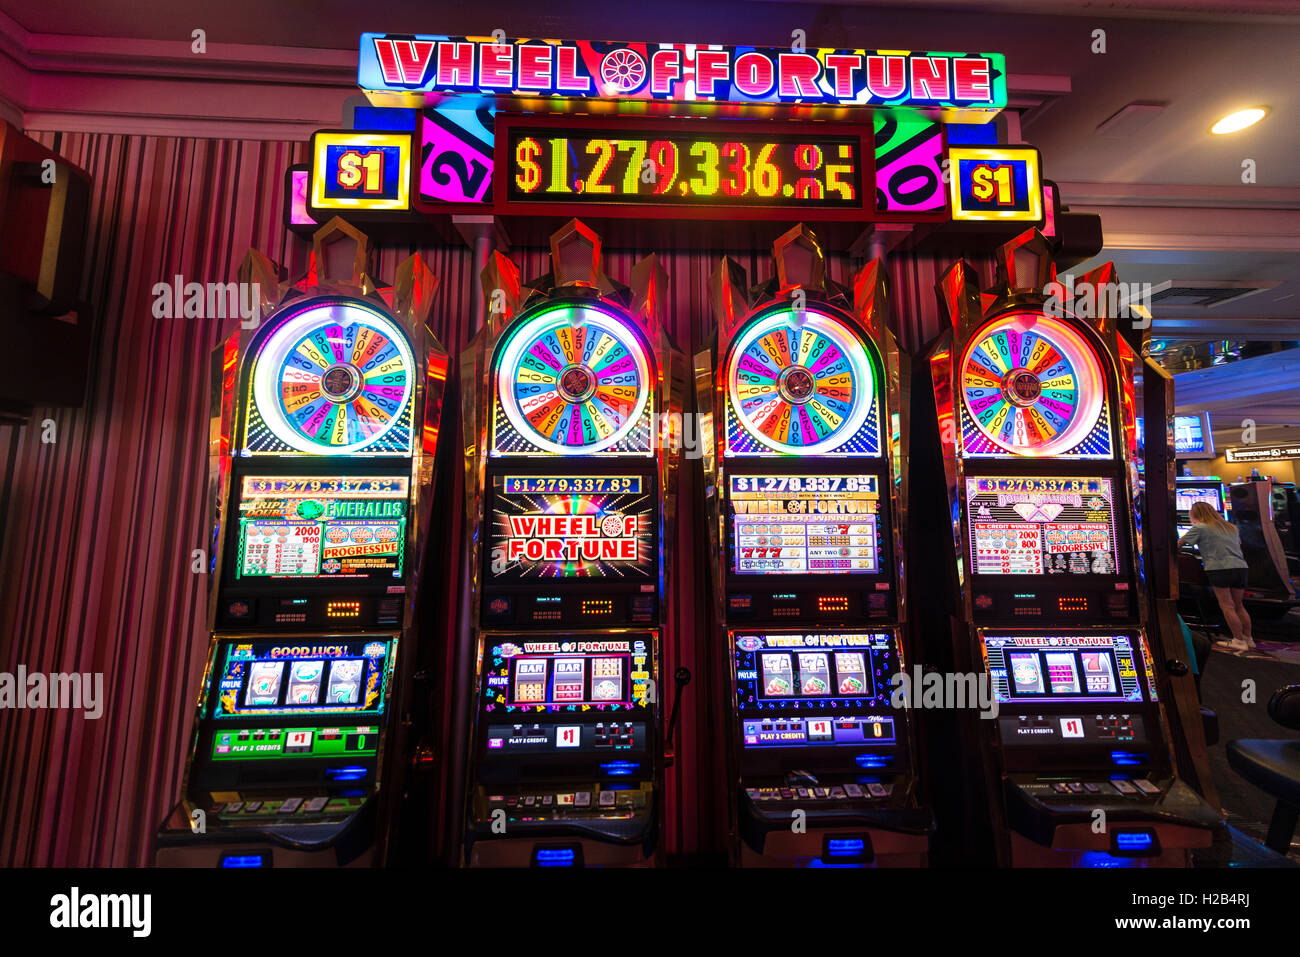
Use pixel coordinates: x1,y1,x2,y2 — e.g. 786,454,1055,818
235,475,408,580
310,131,412,211
727,474,882,575
949,147,1042,222
1226,443,1300,464
965,477,1119,577
506,128,862,209
212,637,392,718
982,635,1145,704
488,475,656,580
732,631,899,748
359,34,1006,116
481,635,654,714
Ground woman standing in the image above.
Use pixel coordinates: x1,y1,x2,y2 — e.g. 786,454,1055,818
1178,501,1255,653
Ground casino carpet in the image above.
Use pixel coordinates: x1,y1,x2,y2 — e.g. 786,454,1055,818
1196,611,1300,862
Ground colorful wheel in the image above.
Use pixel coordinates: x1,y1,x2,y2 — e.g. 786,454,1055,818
495,303,651,455
600,49,647,92
725,308,875,455
960,311,1105,456
251,298,414,454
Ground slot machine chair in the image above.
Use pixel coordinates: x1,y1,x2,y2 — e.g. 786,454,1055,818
1227,685,1300,856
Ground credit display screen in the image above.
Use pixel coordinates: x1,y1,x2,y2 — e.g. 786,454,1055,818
982,635,1146,704
210,725,379,762
487,474,656,580
507,128,862,209
966,476,1119,576
727,474,882,575
210,637,394,719
732,632,898,749
234,475,407,580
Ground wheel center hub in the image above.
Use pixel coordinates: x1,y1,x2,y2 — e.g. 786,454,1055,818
321,363,362,402
558,364,597,403
1002,368,1042,407
778,366,816,404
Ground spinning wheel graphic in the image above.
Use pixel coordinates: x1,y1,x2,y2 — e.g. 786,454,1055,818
725,308,875,455
251,298,414,454
959,311,1105,456
600,49,647,92
495,303,651,455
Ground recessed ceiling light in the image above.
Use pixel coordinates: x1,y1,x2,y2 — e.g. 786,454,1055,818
1211,107,1268,135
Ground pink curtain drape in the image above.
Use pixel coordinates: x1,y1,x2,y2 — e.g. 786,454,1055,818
0,128,949,866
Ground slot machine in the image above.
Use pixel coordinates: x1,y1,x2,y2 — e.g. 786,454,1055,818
696,225,933,867
1227,480,1296,600
921,229,1221,866
1175,476,1229,539
460,220,684,867
155,220,449,867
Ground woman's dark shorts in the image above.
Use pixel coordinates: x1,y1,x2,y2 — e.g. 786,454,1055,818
1207,567,1249,589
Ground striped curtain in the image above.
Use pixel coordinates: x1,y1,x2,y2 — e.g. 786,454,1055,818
0,128,952,866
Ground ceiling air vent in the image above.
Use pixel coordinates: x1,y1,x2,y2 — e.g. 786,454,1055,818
1149,280,1281,309
1095,102,1167,139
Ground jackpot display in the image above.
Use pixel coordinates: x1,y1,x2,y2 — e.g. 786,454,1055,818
460,222,683,866
156,226,448,868
697,227,930,867
923,231,1221,866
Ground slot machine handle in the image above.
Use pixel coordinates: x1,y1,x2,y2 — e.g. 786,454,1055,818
1165,659,1189,677
663,668,693,768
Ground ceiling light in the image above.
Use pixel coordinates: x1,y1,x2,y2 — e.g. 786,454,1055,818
1211,107,1268,135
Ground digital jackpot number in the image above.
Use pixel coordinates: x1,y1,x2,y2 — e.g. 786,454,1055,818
511,132,859,207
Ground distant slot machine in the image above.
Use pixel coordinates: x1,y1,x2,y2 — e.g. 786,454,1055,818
922,230,1222,866
696,225,932,867
155,221,449,867
1226,480,1297,602
460,220,684,867
1175,476,1228,539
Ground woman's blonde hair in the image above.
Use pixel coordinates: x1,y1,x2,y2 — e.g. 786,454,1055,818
1190,500,1234,533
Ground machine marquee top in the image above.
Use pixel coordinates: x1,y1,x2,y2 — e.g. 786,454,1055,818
359,34,1006,119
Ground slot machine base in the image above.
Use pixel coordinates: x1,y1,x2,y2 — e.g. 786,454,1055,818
467,836,654,868
738,826,930,868
1003,774,1221,867
737,787,934,867
153,796,378,868
466,783,657,867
